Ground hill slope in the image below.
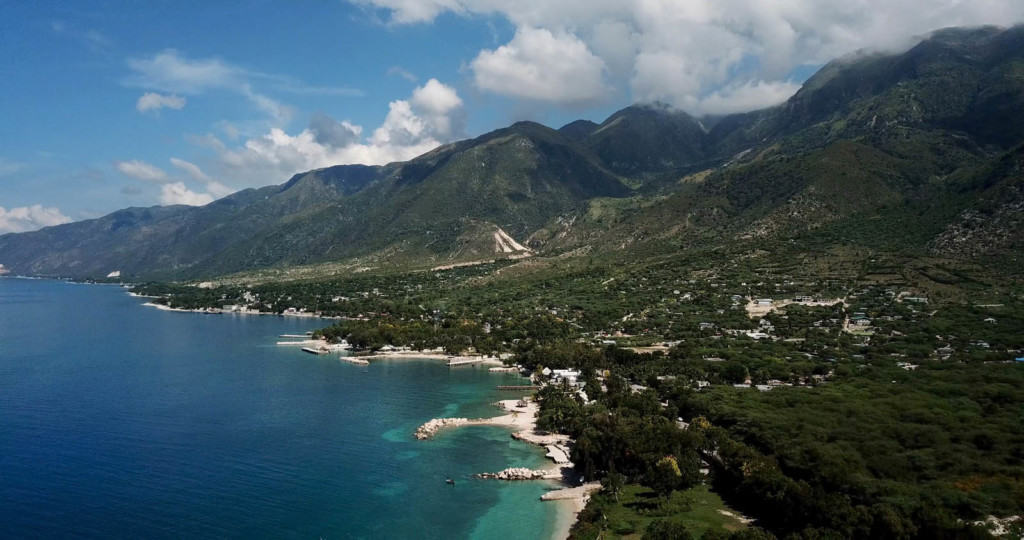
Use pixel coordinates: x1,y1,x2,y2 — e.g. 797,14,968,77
0,122,626,279
2,25,1023,279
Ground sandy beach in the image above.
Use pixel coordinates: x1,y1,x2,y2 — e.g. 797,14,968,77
414,397,596,539
544,483,603,539
349,350,506,366
139,301,338,319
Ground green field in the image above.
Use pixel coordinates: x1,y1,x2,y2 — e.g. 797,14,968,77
572,484,748,539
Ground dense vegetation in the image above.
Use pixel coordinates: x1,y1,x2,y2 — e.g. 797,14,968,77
131,243,1024,538
534,350,1024,539
33,24,1024,539
679,366,1024,537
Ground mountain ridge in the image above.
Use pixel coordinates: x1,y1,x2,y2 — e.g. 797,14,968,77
2,24,1023,280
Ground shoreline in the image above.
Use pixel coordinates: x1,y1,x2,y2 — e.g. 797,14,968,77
139,300,339,319
415,398,599,539
141,293,573,537
353,350,506,365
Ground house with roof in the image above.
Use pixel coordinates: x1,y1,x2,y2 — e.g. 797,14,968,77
850,312,871,327
551,369,582,386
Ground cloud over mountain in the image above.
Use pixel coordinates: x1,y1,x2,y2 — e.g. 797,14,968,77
195,78,464,188
159,182,213,206
470,27,608,104
0,205,71,233
361,0,1024,114
114,158,227,206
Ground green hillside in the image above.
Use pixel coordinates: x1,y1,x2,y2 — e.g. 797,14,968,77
1,25,1023,280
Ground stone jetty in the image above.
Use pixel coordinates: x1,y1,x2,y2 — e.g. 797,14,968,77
474,467,554,480
414,417,470,439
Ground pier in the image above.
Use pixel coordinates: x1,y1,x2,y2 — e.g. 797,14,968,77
496,385,541,391
301,347,329,355
447,357,484,367
276,339,325,346
488,366,519,373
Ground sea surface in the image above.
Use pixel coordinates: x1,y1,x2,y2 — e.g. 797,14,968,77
0,277,562,539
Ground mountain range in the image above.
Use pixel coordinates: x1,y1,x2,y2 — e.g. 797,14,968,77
2,25,1022,280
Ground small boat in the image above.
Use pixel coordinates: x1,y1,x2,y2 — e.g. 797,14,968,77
446,478,455,486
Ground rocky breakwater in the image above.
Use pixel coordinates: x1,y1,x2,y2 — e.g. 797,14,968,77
414,417,470,440
474,467,554,480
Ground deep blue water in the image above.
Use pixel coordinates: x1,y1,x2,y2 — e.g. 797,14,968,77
0,278,561,539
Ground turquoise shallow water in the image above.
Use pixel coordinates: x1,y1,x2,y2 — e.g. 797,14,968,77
0,277,561,539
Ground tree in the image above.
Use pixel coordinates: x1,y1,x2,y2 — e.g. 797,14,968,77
643,518,693,540
442,339,463,356
648,455,684,500
584,374,603,400
722,362,748,384
727,528,777,540
601,471,626,502
701,530,730,540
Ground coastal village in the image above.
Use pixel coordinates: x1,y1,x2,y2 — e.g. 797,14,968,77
130,253,1024,539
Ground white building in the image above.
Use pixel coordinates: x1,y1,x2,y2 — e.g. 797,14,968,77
550,369,581,385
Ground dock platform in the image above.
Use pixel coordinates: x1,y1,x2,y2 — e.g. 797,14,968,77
277,339,324,346
447,358,484,367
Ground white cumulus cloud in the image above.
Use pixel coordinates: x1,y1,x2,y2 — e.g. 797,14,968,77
160,182,214,206
410,78,463,137
360,0,1024,115
136,92,186,113
0,205,72,233
470,27,608,105
197,78,464,188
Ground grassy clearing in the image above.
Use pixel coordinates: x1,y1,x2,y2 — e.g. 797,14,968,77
574,484,747,539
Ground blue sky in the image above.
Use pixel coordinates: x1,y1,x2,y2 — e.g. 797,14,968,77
2,0,1022,233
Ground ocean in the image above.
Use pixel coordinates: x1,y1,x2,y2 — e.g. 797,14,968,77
0,277,563,538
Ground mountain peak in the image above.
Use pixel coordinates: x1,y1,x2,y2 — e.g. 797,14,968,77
583,102,708,176
558,119,599,141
